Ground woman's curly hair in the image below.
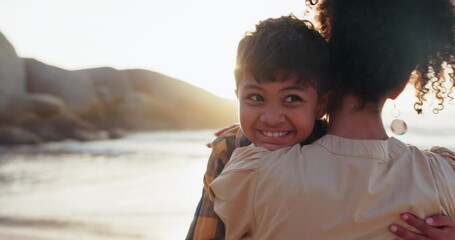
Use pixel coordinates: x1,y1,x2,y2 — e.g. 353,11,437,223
307,0,454,114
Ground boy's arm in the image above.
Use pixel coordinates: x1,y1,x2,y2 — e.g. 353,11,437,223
186,126,246,240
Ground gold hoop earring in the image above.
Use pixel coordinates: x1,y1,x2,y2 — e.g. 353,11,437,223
390,103,407,135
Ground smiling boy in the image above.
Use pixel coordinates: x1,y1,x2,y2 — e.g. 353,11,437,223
234,15,330,151
186,14,330,239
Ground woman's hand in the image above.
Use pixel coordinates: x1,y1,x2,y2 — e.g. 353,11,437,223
389,213,455,239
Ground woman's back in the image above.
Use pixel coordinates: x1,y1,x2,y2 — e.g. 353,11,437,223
210,135,455,239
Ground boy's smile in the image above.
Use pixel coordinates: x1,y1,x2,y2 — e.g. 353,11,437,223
257,130,295,147
237,74,326,151
261,131,288,138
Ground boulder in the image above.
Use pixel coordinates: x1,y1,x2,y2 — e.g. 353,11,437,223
46,111,102,141
0,33,25,99
114,92,171,130
24,93,66,117
23,58,103,119
125,69,238,129
106,127,126,139
0,126,42,145
15,109,105,142
75,67,134,127
0,94,66,124
76,67,133,102
15,112,64,142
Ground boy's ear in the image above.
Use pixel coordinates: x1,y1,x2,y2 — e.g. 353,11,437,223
316,91,331,119
235,89,239,99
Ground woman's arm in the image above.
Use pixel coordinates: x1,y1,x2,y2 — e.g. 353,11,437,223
390,147,455,239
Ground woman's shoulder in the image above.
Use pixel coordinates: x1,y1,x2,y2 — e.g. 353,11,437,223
404,144,455,178
428,146,455,162
406,144,455,161
220,144,304,174
423,146,455,170
225,145,269,170
409,145,455,215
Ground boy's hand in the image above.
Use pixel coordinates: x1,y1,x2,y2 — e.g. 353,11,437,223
389,213,455,239
214,124,239,137
206,124,240,148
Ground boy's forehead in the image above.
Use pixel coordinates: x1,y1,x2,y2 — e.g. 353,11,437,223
241,73,317,90
243,71,316,86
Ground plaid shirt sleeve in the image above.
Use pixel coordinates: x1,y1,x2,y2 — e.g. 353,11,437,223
186,125,248,240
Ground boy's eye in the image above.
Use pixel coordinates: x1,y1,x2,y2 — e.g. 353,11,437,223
248,94,264,102
284,95,302,103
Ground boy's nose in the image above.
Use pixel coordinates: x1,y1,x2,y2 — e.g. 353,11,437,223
259,108,285,125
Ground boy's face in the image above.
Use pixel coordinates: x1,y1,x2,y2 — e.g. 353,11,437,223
237,74,326,151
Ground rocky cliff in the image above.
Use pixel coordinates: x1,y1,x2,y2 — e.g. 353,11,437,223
0,33,238,145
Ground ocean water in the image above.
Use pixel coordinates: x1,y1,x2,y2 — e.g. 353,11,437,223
0,130,214,240
0,105,454,240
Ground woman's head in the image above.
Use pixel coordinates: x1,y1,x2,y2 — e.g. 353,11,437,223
311,0,454,113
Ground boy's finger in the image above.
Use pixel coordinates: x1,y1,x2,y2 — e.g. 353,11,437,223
400,213,439,238
389,224,426,240
425,214,455,228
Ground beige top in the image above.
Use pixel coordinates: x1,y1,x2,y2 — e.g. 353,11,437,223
209,134,455,240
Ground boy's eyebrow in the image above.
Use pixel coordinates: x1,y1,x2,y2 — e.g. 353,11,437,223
243,84,311,92
279,85,308,92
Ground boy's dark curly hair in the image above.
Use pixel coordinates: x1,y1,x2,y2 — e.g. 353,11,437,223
308,0,454,113
235,14,331,95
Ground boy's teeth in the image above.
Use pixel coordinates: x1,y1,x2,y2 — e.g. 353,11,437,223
263,131,286,137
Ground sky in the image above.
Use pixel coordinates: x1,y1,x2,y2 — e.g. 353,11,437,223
1,0,454,117
0,0,307,100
